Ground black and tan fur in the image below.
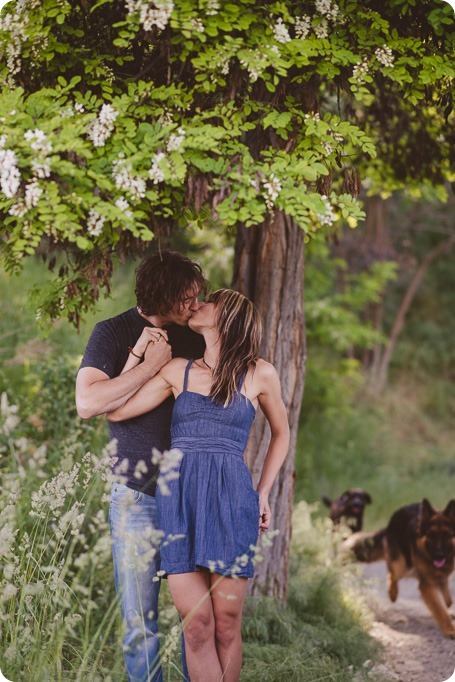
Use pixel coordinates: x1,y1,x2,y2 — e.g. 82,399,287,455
345,498,455,638
322,488,372,532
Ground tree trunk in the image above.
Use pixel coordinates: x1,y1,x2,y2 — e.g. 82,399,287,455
233,211,306,601
374,233,455,393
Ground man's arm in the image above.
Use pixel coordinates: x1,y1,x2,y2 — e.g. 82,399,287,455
76,336,171,419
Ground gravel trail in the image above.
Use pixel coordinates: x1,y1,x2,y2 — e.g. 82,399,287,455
362,562,455,682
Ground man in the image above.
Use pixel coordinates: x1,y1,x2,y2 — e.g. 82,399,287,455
76,250,207,682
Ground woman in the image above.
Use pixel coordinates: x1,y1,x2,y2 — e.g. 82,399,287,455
108,289,290,682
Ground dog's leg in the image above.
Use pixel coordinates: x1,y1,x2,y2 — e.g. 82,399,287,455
440,578,453,609
387,562,399,602
418,580,455,638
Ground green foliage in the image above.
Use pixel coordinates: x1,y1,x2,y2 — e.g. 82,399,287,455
1,0,453,324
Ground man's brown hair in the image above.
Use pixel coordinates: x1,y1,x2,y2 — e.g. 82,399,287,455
135,250,208,316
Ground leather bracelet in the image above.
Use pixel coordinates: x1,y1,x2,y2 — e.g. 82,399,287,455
128,346,142,359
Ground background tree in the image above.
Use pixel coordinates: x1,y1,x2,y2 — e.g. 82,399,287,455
0,0,454,598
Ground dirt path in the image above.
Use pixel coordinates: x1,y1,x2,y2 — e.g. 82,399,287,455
361,563,455,682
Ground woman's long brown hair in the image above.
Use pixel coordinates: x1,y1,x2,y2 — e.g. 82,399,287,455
207,289,263,406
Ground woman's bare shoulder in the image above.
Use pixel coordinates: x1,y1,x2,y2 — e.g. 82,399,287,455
253,359,280,385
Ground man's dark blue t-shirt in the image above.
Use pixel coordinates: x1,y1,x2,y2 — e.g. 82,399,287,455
79,307,205,496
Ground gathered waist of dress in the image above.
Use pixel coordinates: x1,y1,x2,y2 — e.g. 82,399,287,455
171,436,246,458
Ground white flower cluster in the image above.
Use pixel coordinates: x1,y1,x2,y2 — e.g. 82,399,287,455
0,0,29,83
115,196,133,219
262,173,282,211
152,447,183,496
295,15,311,39
24,179,43,208
24,128,52,155
112,157,146,200
316,195,336,226
315,0,339,22
313,18,329,39
190,18,205,33
375,45,394,67
149,151,166,183
87,208,106,237
273,18,291,44
167,127,185,152
304,112,320,122
352,57,369,82
0,148,21,198
239,51,268,83
0,393,20,436
206,0,219,15
88,104,118,147
125,0,174,32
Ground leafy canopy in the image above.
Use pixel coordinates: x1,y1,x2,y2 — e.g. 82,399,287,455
0,0,453,325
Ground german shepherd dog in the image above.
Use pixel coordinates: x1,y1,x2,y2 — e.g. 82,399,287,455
346,498,455,638
322,488,372,532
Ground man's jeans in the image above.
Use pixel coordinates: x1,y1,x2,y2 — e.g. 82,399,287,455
109,483,164,682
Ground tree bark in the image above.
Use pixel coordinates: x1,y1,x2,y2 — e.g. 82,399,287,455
374,233,455,393
233,211,306,601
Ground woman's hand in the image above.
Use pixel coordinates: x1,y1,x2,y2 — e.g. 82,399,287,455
259,493,271,532
133,327,169,358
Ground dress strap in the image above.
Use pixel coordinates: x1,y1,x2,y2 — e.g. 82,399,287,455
182,359,194,392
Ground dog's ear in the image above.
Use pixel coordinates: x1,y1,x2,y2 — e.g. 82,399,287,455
363,492,372,504
420,498,436,520
322,495,332,507
442,499,455,519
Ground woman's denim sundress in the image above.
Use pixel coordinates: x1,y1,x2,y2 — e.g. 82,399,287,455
156,359,260,578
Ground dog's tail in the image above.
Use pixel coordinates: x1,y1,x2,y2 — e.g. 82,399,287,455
342,528,386,562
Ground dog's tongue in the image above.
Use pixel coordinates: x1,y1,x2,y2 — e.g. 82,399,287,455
434,559,446,568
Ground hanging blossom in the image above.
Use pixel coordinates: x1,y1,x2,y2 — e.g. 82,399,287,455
112,158,146,200
24,179,43,208
24,129,53,155
0,0,30,83
239,51,268,83
295,16,311,39
316,195,336,227
273,17,291,44
0,149,21,199
88,104,118,147
149,152,166,184
313,18,329,39
315,0,340,22
206,0,219,15
167,127,185,152
125,0,174,32
352,57,369,83
87,208,106,237
375,45,394,67
115,196,133,219
262,174,282,211
190,18,205,33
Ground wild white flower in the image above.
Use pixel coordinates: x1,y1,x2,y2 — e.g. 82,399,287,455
167,127,185,152
353,57,369,82
8,200,27,217
24,128,53,155
134,459,149,480
295,15,311,39
1,392,20,434
74,102,85,113
262,173,282,210
126,0,174,32
273,18,291,44
115,196,133,219
152,448,183,496
313,18,329,39
323,142,333,155
87,208,106,237
88,103,118,147
1,583,18,602
149,152,166,184
375,45,394,67
0,523,17,557
30,466,80,517
305,112,320,121
24,179,43,208
0,148,21,198
112,158,147,200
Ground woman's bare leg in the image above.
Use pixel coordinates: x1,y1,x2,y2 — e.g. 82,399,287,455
168,571,222,682
210,575,248,682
